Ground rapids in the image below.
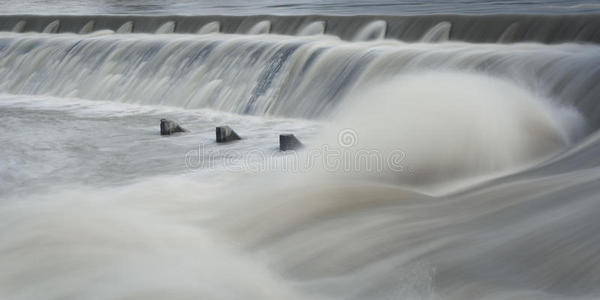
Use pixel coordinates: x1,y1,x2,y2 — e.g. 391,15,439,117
1,12,600,300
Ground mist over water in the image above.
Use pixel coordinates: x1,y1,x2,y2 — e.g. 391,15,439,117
315,72,583,194
1,2,600,300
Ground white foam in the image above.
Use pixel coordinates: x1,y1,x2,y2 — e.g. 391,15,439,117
314,71,584,194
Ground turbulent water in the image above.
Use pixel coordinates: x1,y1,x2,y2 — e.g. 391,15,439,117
2,3,600,300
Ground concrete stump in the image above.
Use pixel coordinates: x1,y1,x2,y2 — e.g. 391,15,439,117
160,119,186,135
280,134,303,151
216,126,241,143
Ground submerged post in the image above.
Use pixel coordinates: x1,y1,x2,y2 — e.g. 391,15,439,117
280,134,303,151
216,126,241,143
160,119,186,135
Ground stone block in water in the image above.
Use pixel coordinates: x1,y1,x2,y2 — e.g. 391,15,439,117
280,134,303,151
160,119,186,135
216,126,241,143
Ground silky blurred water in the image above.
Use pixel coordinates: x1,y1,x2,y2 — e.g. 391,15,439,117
1,1,600,299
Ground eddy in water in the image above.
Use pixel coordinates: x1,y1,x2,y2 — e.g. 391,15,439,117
0,5,600,300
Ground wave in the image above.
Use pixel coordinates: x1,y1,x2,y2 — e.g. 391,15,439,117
312,72,583,194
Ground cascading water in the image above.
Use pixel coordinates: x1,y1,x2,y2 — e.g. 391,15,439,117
498,22,520,43
11,20,25,33
298,21,326,36
248,20,272,35
1,10,600,300
42,20,60,33
1,14,599,43
197,21,221,35
420,21,451,42
353,20,387,41
0,32,597,122
78,20,95,34
116,21,133,33
155,21,175,34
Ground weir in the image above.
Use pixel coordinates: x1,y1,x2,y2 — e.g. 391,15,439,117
78,20,95,34
116,21,133,33
297,21,326,36
11,20,25,32
247,20,271,35
3,2,600,299
197,21,220,34
0,30,598,127
0,14,598,43
42,20,60,33
353,20,387,41
421,21,451,42
155,21,175,34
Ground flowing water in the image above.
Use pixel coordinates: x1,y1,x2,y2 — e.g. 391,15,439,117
1,2,600,300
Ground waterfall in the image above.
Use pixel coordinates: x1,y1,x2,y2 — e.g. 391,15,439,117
0,15,597,43
353,20,387,41
421,21,451,42
79,21,95,34
498,22,520,43
116,21,133,33
247,20,271,35
197,21,220,34
11,20,25,32
0,32,598,127
297,21,326,36
42,20,60,33
156,21,176,34
2,12,600,300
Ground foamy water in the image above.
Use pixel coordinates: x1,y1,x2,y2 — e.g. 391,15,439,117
1,13,600,300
